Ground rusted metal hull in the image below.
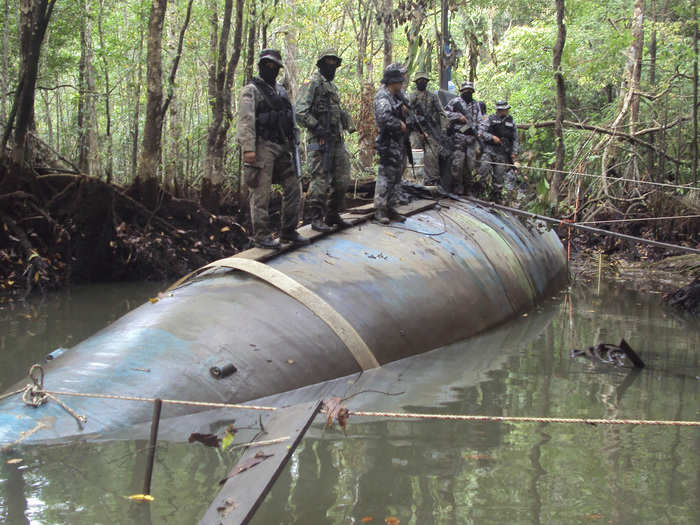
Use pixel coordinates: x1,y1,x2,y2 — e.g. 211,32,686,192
0,199,567,444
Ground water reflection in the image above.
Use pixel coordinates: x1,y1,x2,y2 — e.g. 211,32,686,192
0,283,698,524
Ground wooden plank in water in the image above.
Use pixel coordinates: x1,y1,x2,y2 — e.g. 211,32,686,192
198,400,322,525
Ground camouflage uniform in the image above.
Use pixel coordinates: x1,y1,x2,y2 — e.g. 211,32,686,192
478,100,520,201
444,82,483,194
373,64,409,218
295,50,355,225
236,50,301,245
407,73,445,186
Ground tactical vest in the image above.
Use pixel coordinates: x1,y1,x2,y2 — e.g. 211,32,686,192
488,115,516,142
312,81,343,136
252,78,294,144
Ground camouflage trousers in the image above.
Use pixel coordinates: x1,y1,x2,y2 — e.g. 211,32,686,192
374,155,407,213
450,138,479,194
305,140,350,218
243,139,301,242
409,132,440,186
478,147,517,201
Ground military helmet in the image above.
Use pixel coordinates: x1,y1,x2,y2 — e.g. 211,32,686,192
459,81,475,92
382,63,407,84
317,48,342,67
495,100,511,110
413,71,430,82
258,48,284,67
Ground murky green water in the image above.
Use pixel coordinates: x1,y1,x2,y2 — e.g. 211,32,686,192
0,282,698,524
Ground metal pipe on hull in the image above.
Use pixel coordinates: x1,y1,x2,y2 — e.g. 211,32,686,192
0,199,567,444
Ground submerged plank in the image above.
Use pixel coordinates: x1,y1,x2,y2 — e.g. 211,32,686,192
198,400,322,525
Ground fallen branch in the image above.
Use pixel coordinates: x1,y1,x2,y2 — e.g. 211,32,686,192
517,120,685,166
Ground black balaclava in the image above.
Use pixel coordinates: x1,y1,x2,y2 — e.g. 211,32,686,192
259,61,281,85
319,62,338,81
461,90,474,103
415,79,429,92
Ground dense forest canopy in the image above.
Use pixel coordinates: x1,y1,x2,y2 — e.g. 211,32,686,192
1,0,698,198
0,0,697,296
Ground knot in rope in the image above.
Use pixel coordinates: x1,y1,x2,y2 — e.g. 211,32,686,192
21,364,48,408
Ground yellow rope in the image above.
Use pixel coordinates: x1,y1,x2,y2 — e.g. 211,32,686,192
41,389,278,412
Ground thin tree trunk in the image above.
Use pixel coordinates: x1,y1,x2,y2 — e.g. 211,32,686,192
243,1,256,83
130,12,144,180
4,0,56,165
1,0,9,127
202,0,244,209
382,0,393,68
137,0,193,205
284,0,298,102
550,0,566,206
98,0,113,183
647,0,658,177
137,0,168,185
693,0,698,184
79,0,99,177
628,0,645,132
165,3,184,195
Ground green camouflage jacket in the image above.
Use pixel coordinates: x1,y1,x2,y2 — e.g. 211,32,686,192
295,71,355,143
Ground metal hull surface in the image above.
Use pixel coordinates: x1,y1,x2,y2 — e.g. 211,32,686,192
0,199,567,444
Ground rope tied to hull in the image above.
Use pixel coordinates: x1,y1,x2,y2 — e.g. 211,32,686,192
7,364,88,429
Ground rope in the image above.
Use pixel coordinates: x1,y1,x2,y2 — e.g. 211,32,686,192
347,410,700,427
459,195,700,255
575,214,700,225
480,160,700,192
40,390,278,412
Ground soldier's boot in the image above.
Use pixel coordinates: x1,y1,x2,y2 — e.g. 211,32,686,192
326,212,352,229
374,208,391,225
254,235,280,249
310,207,333,233
388,207,407,222
280,230,310,246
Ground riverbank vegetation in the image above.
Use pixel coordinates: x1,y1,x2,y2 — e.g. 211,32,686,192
0,0,698,299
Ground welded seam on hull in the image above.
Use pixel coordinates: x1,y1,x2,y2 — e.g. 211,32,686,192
187,257,381,371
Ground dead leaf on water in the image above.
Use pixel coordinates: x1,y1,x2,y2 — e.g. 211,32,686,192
149,297,159,304
6,458,22,464
361,518,374,523
385,518,400,525
220,226,231,232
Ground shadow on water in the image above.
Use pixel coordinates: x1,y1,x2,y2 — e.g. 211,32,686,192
0,282,698,524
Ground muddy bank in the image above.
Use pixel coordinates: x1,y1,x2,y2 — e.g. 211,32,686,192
0,161,252,300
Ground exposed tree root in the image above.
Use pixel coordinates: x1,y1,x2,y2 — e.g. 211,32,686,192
0,159,250,299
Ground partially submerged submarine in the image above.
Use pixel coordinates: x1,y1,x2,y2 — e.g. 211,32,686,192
0,196,567,445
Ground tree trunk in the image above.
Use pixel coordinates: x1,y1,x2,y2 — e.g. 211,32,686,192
601,0,645,179
78,0,100,177
243,1,256,83
628,0,645,132
137,0,168,187
165,3,184,195
202,0,244,210
693,0,698,184
382,0,393,68
98,0,113,183
3,0,56,166
647,0,658,178
550,0,567,207
283,0,298,102
1,0,9,127
130,11,144,181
